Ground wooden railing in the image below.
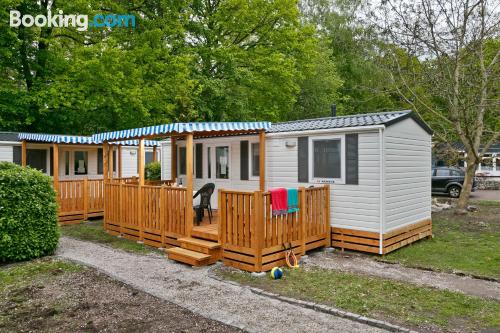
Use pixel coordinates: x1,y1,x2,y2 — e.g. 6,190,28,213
104,182,187,248
109,177,174,187
56,179,104,224
219,185,330,272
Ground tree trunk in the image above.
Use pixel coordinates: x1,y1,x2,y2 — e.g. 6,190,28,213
456,156,477,212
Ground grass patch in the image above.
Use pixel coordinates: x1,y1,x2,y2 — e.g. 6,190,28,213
381,201,500,279
218,266,500,333
0,258,83,291
60,220,162,255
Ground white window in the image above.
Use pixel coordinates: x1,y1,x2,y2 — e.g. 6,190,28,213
216,146,229,179
309,135,345,183
74,151,88,175
251,142,260,177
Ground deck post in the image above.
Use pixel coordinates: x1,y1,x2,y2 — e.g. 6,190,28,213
171,137,177,181
325,185,331,247
103,142,109,182
152,146,157,162
255,191,265,272
138,138,145,242
259,131,266,192
109,145,114,180
21,140,27,166
103,142,109,230
117,145,122,178
119,181,123,236
299,187,307,255
185,133,194,237
83,178,88,220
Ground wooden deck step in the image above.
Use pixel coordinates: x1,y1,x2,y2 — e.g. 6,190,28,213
191,224,218,242
178,237,220,249
166,247,211,267
178,237,222,258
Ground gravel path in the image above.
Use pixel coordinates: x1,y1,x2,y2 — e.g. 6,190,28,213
305,251,500,300
56,237,388,333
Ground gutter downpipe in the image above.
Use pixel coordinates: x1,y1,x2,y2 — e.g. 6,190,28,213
379,127,385,255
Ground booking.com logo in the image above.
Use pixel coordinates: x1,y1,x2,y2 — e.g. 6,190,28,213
9,10,136,31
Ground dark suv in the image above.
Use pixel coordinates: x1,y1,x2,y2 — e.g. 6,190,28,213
431,167,476,198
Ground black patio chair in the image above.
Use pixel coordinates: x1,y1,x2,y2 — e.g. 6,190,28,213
193,183,215,224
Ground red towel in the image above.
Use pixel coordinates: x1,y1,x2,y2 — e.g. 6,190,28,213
270,188,288,216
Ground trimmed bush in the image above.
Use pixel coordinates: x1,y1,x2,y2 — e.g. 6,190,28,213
145,161,161,181
0,162,59,262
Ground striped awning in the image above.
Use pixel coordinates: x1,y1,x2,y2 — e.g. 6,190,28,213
18,133,93,144
18,133,160,147
92,121,271,142
111,140,160,147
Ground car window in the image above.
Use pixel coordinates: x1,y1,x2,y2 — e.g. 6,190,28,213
435,169,450,176
450,170,463,177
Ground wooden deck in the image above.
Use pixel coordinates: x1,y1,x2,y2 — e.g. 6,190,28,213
191,223,219,242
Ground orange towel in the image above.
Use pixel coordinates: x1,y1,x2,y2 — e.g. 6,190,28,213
270,188,288,216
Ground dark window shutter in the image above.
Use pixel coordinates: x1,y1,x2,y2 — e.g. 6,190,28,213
298,137,309,183
195,143,203,178
97,148,103,174
12,146,21,165
345,133,359,185
240,141,249,180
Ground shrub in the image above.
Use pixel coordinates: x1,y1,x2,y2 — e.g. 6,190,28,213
145,161,161,181
0,162,59,262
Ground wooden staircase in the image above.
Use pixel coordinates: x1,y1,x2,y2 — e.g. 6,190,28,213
166,227,221,267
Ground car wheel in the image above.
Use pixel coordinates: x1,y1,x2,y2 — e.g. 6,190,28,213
448,185,461,198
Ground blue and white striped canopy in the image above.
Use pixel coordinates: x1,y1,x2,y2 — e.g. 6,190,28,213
18,133,93,144
92,121,271,142
18,133,160,147
111,140,160,147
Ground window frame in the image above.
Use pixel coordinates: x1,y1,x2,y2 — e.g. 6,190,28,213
308,135,345,184
215,145,230,180
73,150,89,175
249,141,260,180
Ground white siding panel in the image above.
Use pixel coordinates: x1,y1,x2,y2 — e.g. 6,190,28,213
267,131,381,232
384,118,432,232
161,141,171,180
0,144,13,162
121,147,138,177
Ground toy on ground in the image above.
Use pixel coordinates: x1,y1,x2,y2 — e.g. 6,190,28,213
270,267,284,279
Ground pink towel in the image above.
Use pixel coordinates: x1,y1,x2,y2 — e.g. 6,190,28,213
270,188,288,216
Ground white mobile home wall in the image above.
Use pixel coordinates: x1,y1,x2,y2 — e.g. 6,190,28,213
266,129,381,233
383,117,432,233
0,141,20,163
160,117,431,235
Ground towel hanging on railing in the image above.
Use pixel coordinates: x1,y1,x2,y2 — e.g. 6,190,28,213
270,188,288,216
287,188,299,213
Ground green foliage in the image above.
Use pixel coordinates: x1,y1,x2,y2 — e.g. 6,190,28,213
300,0,405,115
145,161,161,181
0,162,59,262
0,0,342,133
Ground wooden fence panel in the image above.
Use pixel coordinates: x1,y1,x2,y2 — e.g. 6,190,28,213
219,185,330,272
103,182,187,248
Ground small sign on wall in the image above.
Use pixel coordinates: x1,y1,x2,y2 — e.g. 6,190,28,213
315,179,335,184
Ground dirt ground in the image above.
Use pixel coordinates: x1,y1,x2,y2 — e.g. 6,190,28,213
0,260,243,333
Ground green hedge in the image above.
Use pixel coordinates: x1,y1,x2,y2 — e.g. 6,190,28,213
145,161,161,181
0,162,59,262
